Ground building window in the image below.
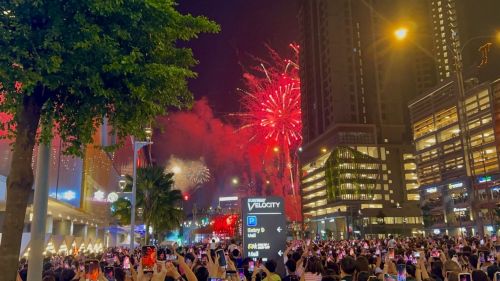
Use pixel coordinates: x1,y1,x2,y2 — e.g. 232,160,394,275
407,194,420,200
406,183,419,190
404,163,417,170
438,125,460,142
403,154,415,160
416,135,437,151
413,115,435,139
472,146,499,174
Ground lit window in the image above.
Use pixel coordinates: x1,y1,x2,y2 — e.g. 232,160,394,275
407,194,420,201
403,154,415,160
404,163,417,170
406,183,419,190
361,204,383,209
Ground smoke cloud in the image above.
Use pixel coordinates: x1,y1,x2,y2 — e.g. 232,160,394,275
152,98,250,204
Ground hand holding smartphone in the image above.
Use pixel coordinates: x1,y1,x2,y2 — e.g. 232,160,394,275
104,266,115,281
85,260,100,281
141,245,156,273
216,249,227,267
397,264,407,281
249,261,255,272
458,273,472,281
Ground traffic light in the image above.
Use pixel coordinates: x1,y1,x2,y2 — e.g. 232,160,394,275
183,194,189,201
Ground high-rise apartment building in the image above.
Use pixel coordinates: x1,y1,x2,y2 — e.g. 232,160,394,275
430,0,500,82
298,0,429,238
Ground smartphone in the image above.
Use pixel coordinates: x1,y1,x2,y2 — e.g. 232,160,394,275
157,248,166,261
167,255,178,261
397,264,407,281
413,252,420,258
238,268,245,281
431,250,440,258
487,255,495,262
123,256,130,270
104,266,115,281
141,245,156,273
458,273,472,281
249,261,255,272
85,260,100,281
479,252,485,264
216,249,227,267
389,248,395,260
384,273,398,281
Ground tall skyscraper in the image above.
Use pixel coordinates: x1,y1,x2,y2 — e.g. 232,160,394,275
298,0,430,238
430,0,500,82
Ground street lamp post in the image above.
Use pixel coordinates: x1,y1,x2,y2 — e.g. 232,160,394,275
27,142,51,281
129,128,153,250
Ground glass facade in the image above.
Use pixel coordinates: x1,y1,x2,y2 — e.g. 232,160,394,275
409,78,500,236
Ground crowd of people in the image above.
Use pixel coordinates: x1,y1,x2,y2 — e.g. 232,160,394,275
17,234,499,281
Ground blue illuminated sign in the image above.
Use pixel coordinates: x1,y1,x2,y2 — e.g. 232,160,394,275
478,176,492,183
247,216,257,227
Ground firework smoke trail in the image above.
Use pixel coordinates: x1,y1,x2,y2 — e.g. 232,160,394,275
236,43,302,220
165,156,211,191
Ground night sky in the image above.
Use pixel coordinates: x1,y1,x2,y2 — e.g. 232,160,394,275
152,1,300,206
177,0,300,116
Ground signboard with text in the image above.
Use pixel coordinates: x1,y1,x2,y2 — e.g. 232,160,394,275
242,197,286,275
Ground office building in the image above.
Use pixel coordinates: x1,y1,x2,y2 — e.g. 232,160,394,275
0,124,147,256
298,0,428,238
408,76,500,236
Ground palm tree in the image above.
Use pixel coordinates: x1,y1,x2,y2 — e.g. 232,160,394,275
111,165,184,244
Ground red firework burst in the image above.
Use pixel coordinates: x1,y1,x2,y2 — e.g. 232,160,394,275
236,44,302,221
239,44,301,148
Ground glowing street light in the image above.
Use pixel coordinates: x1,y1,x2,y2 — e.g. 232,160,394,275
273,146,279,153
231,178,239,185
394,27,408,41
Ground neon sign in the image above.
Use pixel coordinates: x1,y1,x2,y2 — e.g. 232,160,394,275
426,187,437,193
448,182,463,189
478,176,492,183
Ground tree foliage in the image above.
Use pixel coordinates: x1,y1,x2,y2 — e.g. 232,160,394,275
111,165,184,242
0,1,217,279
0,0,219,153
